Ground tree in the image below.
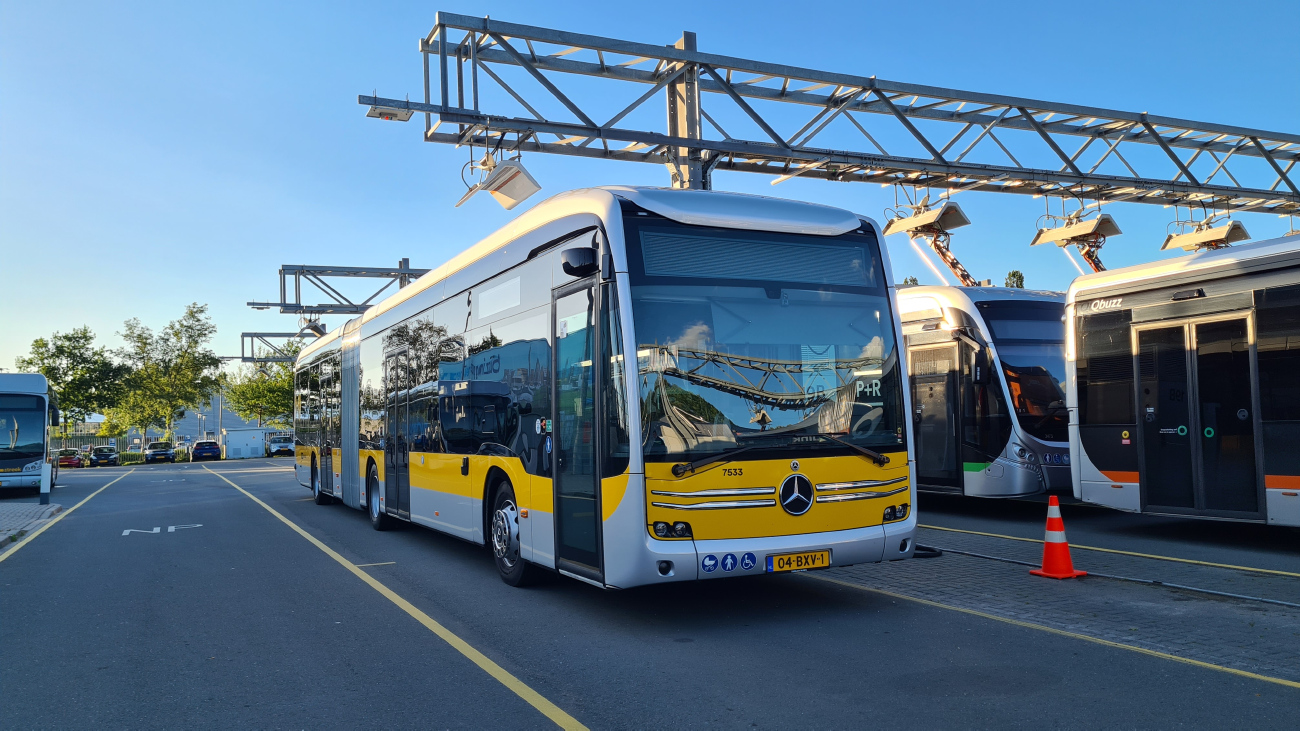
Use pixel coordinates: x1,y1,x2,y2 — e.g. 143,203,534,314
96,410,129,438
901,276,920,286
1005,270,1025,288
115,303,223,439
14,326,130,432
223,345,298,428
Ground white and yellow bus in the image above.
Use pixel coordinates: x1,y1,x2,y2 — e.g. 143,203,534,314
294,187,916,588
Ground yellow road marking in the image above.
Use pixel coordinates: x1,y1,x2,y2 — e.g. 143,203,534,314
809,574,1300,691
202,466,586,730
919,524,1300,578
0,469,136,564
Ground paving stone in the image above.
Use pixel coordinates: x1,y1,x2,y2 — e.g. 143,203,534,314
821,539,1300,684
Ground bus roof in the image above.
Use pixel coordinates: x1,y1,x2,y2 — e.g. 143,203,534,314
898,285,1063,315
298,187,870,363
1067,231,1300,303
0,373,50,396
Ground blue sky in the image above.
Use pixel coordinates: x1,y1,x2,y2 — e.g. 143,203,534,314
3,0,1297,369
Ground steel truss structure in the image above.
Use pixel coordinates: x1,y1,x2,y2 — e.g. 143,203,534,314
360,12,1300,215
247,259,429,316
235,333,305,364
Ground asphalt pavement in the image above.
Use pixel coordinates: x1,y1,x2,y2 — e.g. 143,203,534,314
3,460,1297,729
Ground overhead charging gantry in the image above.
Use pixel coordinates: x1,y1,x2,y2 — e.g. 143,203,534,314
238,259,429,363
358,12,1300,282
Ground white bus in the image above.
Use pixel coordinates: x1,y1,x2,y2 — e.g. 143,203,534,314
898,287,1070,497
0,373,60,490
1067,232,1300,526
293,186,917,589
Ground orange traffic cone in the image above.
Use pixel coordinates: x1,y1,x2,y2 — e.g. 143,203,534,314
1030,496,1086,579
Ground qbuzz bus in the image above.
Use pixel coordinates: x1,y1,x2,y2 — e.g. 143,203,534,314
1068,231,1300,526
897,287,1071,498
293,186,917,589
0,373,60,490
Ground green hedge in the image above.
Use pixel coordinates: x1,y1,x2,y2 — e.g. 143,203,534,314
118,450,192,465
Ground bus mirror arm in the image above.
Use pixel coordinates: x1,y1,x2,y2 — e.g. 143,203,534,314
595,230,613,281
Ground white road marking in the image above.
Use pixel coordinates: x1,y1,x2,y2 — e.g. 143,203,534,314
167,524,202,532
122,527,161,536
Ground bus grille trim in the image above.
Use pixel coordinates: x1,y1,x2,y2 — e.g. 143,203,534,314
815,476,909,492
650,499,776,510
814,485,910,503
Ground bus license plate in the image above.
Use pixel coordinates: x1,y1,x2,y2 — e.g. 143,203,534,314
766,550,830,573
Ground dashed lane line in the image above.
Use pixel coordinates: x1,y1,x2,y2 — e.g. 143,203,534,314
919,524,1300,578
0,469,136,564
808,573,1300,691
201,466,586,730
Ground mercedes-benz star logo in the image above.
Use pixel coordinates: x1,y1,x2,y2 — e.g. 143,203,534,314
779,474,814,516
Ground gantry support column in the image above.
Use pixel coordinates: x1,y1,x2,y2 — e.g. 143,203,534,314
666,32,706,190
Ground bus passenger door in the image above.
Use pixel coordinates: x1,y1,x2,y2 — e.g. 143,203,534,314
1136,316,1260,518
910,344,961,491
384,352,412,519
552,282,602,581
1192,317,1260,516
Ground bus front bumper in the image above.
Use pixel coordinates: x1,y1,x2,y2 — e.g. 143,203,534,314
0,474,42,488
623,518,916,586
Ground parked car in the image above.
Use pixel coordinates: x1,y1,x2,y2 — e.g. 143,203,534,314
56,448,86,468
267,435,294,457
191,440,221,462
88,446,119,467
143,441,175,464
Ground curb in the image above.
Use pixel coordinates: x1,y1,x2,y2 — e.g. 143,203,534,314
0,505,65,555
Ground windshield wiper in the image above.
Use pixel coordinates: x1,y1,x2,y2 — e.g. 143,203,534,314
671,444,760,477
818,434,890,466
669,432,889,476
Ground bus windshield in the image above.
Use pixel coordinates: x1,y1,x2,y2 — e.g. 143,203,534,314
0,395,47,462
625,214,905,461
975,300,1068,443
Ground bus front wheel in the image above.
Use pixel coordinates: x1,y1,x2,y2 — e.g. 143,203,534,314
491,480,538,587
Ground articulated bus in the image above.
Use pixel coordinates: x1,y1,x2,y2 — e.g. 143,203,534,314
0,373,60,490
897,287,1070,498
293,186,917,589
1067,232,1300,526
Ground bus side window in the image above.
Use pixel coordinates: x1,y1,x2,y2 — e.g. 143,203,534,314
961,342,1012,460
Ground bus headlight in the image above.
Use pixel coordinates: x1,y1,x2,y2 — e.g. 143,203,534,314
883,503,909,522
23,461,41,472
653,521,693,539
1013,445,1029,461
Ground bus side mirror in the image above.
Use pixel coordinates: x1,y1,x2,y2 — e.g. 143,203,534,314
50,408,60,427
561,247,600,278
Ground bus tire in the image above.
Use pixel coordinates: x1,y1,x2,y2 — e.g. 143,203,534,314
491,480,536,587
312,459,332,505
367,462,392,531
